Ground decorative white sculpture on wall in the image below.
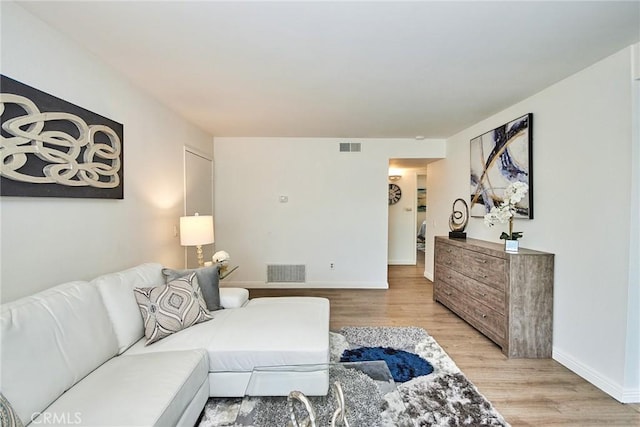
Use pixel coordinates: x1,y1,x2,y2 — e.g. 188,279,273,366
0,75,123,199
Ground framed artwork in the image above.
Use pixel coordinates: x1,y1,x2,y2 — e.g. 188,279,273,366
0,75,124,199
470,113,533,218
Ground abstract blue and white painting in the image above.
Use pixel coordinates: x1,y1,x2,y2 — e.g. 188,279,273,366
470,113,533,218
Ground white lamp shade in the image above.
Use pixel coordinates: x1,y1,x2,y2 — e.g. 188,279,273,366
180,214,214,246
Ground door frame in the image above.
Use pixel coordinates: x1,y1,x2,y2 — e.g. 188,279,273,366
183,145,214,268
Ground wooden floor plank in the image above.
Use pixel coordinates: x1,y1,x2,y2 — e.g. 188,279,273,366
248,256,639,426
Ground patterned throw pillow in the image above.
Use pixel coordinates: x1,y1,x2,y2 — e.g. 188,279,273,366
0,393,23,427
134,273,213,345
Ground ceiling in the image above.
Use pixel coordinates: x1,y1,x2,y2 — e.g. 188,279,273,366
16,1,640,139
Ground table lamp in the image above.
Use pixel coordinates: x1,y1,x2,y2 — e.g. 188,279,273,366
180,213,214,267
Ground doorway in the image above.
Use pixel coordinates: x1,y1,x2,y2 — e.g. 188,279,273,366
416,174,427,253
184,146,214,268
387,159,429,266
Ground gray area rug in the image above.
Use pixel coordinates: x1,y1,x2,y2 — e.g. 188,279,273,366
199,326,510,426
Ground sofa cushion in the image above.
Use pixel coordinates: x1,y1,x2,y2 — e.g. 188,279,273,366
209,297,330,372
162,265,222,311
93,262,164,354
219,287,249,308
33,350,209,427
126,297,330,373
1,281,118,426
134,273,213,345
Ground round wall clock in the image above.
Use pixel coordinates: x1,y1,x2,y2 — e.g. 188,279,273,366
388,183,402,205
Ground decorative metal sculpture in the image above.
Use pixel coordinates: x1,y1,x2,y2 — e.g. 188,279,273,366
448,198,469,239
287,390,317,427
286,382,350,427
330,382,350,427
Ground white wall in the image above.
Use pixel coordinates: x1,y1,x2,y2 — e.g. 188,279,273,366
626,43,640,399
214,137,445,288
0,3,213,302
426,46,639,402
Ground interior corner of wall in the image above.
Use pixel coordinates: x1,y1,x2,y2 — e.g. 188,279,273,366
633,43,640,81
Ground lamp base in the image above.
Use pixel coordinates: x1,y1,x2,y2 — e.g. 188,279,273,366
196,245,204,267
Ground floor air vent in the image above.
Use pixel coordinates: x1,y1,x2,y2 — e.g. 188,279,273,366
267,264,306,283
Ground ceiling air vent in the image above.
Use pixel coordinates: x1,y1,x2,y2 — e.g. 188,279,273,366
339,142,361,153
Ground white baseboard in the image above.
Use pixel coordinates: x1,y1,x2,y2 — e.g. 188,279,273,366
387,259,415,265
621,388,640,404
424,270,433,281
553,346,640,403
220,281,389,289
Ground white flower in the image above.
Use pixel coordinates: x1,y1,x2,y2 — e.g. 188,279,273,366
483,181,528,232
212,250,230,264
483,204,513,227
505,181,529,205
484,213,496,228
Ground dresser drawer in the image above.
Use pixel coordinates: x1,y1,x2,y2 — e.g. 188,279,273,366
437,284,506,348
434,281,464,312
463,301,506,342
435,241,506,290
435,264,465,293
465,275,505,315
435,243,465,271
459,250,506,290
437,265,505,314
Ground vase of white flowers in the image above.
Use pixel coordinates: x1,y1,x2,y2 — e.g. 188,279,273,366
483,181,529,252
212,250,230,273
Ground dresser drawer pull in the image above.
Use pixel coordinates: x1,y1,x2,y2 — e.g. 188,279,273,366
481,314,487,318
482,274,488,278
446,249,452,253
446,261,452,265
445,291,452,296
481,293,487,297
475,258,487,264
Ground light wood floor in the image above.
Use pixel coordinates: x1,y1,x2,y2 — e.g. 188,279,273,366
249,254,640,426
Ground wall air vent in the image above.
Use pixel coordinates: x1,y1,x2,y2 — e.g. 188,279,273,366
339,142,361,153
266,264,306,283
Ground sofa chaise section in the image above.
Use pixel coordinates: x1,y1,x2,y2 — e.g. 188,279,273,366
125,296,331,396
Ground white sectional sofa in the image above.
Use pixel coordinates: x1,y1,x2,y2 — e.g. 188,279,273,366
1,263,330,426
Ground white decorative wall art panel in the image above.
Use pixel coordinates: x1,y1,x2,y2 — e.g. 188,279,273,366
0,75,124,199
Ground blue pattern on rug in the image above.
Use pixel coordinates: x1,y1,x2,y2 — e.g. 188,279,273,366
340,346,433,382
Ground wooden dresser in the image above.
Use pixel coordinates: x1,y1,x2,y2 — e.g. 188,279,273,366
434,236,554,358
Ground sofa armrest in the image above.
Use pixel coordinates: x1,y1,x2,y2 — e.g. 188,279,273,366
219,288,249,309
